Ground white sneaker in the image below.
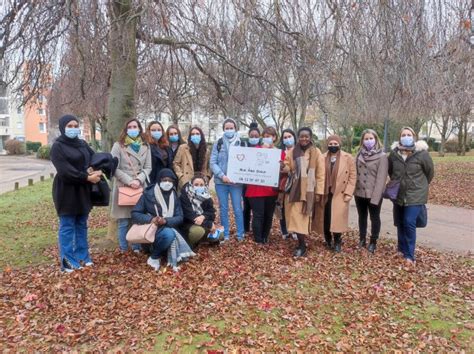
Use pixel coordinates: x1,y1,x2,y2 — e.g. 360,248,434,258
292,233,298,240
147,257,160,271
282,234,288,240
85,262,93,267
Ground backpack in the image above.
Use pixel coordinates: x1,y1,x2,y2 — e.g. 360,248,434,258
216,138,248,153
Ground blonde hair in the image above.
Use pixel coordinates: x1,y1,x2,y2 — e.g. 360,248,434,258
358,129,382,151
399,126,417,141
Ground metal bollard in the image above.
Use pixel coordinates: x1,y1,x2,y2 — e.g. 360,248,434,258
14,182,19,190
28,179,33,186
40,176,44,181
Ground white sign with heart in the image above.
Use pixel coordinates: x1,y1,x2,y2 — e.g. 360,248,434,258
227,146,281,187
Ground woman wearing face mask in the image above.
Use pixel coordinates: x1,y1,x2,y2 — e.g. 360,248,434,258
166,125,185,159
243,122,261,235
111,119,152,253
354,129,388,253
245,126,280,244
131,169,184,271
50,114,102,272
277,128,297,240
173,126,211,190
145,121,174,184
210,118,246,242
179,174,222,247
389,127,434,267
283,127,325,257
314,135,356,253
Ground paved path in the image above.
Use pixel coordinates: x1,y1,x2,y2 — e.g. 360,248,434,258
348,200,474,254
0,155,56,194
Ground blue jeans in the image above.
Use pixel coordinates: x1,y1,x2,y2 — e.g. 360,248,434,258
151,227,176,259
393,204,423,261
117,218,141,252
58,214,91,270
215,183,244,239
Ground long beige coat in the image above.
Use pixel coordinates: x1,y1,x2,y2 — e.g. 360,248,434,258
284,147,325,235
110,142,152,219
313,151,356,234
173,144,211,189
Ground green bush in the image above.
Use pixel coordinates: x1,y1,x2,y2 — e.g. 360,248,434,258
26,141,42,153
36,145,51,160
5,139,26,155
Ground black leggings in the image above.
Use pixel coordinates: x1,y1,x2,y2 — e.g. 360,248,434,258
354,196,382,240
248,196,277,243
243,196,252,233
324,193,341,241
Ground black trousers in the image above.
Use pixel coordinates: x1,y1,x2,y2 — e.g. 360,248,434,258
248,196,277,243
243,195,252,233
324,193,341,242
354,196,382,240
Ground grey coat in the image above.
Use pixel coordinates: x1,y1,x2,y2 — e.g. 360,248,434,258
354,150,389,205
110,142,152,219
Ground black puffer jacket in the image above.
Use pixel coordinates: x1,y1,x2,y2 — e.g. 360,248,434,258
388,140,434,206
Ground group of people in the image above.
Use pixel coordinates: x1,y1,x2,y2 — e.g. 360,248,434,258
51,114,434,273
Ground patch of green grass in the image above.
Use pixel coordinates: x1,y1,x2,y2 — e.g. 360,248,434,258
431,152,474,163
0,179,109,268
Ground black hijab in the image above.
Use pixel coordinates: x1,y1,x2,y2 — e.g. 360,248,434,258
56,114,91,168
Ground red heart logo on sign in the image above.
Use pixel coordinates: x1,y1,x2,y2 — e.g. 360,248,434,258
236,154,245,161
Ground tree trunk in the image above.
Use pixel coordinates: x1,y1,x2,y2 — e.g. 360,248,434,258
105,0,138,151
89,118,99,150
105,0,138,241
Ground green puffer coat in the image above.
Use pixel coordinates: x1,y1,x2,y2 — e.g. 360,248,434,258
388,140,434,206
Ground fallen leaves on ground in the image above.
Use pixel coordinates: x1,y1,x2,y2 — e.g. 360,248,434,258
1,227,472,352
429,161,474,208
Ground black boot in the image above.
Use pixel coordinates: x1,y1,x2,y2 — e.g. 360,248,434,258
368,238,377,253
358,235,366,248
324,234,333,250
294,234,307,257
334,234,342,253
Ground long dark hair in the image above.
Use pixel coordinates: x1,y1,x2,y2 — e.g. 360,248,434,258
145,121,169,148
118,118,146,146
278,128,296,149
188,126,207,172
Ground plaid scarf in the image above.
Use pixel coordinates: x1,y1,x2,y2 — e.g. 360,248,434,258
184,183,210,215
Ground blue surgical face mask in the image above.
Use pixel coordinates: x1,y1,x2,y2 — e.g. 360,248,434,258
248,137,260,146
194,186,207,195
65,127,80,139
400,136,414,147
151,131,162,140
190,135,201,145
169,135,179,143
283,137,295,147
224,129,235,139
127,129,139,139
262,137,273,145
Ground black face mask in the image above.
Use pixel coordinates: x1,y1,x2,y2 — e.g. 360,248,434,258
328,146,340,154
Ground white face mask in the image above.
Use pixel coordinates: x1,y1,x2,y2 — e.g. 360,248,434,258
160,181,174,191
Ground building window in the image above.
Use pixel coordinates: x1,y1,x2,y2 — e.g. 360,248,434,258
17,122,23,129
37,108,45,115
17,106,22,114
39,122,46,133
0,81,7,115
38,95,46,104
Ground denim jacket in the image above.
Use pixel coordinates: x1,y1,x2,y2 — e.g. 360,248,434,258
210,136,243,185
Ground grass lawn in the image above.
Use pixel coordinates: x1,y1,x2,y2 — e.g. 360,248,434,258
0,179,473,351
